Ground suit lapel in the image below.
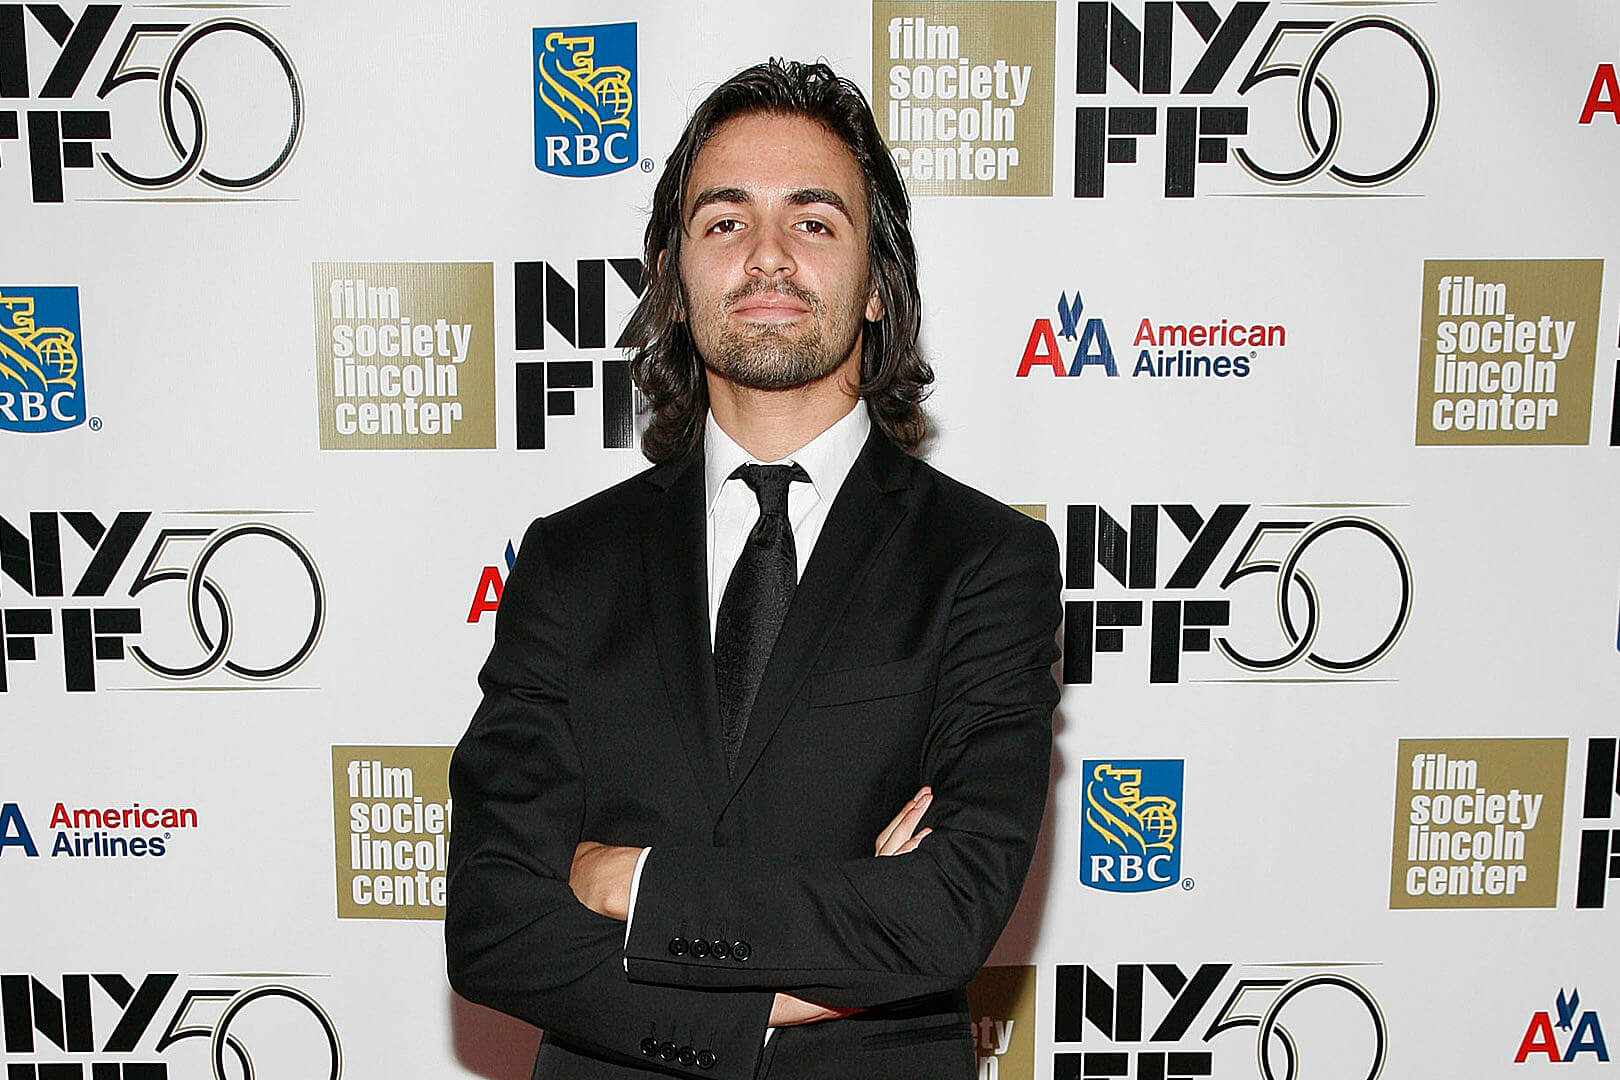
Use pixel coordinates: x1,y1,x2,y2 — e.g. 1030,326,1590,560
640,450,729,823
722,431,915,808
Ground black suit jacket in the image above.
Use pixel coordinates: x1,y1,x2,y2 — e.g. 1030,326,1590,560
446,427,1061,1080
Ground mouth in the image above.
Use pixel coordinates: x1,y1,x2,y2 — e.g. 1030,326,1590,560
726,283,817,324
730,296,813,323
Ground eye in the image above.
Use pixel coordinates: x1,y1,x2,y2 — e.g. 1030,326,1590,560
705,217,744,235
795,219,831,236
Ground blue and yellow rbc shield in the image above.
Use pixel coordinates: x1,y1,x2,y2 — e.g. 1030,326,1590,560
0,287,86,433
1079,759,1183,893
533,23,638,178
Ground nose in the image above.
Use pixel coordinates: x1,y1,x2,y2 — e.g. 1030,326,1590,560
745,223,796,280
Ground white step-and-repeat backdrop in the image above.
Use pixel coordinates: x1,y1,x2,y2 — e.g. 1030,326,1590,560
6,1,1619,1076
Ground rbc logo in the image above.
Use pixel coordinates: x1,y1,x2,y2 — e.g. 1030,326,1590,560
0,288,87,433
533,24,638,178
1079,759,1183,892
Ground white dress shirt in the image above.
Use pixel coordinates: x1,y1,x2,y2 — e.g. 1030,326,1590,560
625,403,872,1000
703,402,872,636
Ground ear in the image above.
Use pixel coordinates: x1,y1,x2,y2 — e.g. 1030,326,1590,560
864,284,884,322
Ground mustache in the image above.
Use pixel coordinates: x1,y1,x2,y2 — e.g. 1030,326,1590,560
723,279,821,311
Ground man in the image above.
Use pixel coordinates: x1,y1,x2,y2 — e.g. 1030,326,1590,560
446,60,1060,1080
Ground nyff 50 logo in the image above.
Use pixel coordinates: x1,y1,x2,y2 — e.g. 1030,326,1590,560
513,257,644,450
0,510,322,692
1,971,339,1078
1074,3,1437,197
1054,961,1386,1079
0,5,302,203
1579,737,1620,909
1054,502,1410,683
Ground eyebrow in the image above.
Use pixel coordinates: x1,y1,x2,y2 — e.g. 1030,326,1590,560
687,186,750,222
686,186,856,227
787,187,855,226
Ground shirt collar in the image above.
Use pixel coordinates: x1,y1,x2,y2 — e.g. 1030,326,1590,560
704,402,871,515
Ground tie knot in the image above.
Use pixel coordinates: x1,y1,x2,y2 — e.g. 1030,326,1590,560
732,462,808,516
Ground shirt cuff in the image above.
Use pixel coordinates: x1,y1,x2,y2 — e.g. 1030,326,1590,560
622,846,651,970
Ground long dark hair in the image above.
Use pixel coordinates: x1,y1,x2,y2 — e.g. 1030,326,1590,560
623,59,932,463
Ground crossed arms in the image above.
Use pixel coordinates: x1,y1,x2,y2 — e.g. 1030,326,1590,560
444,512,1061,1080
568,787,937,1025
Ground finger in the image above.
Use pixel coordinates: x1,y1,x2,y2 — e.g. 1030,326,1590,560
881,786,933,854
873,787,930,853
894,827,933,856
877,791,933,856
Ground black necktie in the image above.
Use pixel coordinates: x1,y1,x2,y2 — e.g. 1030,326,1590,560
714,462,808,774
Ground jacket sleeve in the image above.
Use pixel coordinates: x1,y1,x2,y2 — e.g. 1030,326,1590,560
445,516,775,1080
623,515,1062,1008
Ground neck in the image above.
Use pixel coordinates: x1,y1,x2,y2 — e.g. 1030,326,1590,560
706,355,862,461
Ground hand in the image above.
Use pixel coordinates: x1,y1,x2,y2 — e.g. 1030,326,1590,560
770,992,860,1027
568,841,644,921
766,790,933,1028
874,786,933,856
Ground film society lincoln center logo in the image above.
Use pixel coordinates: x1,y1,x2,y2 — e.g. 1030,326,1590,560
1389,737,1566,909
966,965,1036,1079
313,263,495,450
872,2,1055,195
332,745,452,919
1416,259,1604,445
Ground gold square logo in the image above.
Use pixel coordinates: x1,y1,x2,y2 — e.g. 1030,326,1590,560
332,745,454,920
1389,738,1567,909
314,262,495,449
968,965,1037,1078
1416,259,1604,445
873,3,1056,196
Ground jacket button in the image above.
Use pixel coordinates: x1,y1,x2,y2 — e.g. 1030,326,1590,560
640,1037,658,1057
697,1049,717,1070
710,939,730,959
690,938,710,958
659,1041,678,1061
668,936,688,957
678,1046,697,1066
731,940,751,961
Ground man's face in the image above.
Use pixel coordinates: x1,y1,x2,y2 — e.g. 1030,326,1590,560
676,111,882,391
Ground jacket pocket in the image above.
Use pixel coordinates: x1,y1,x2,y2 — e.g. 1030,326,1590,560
809,654,935,707
859,1020,973,1051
